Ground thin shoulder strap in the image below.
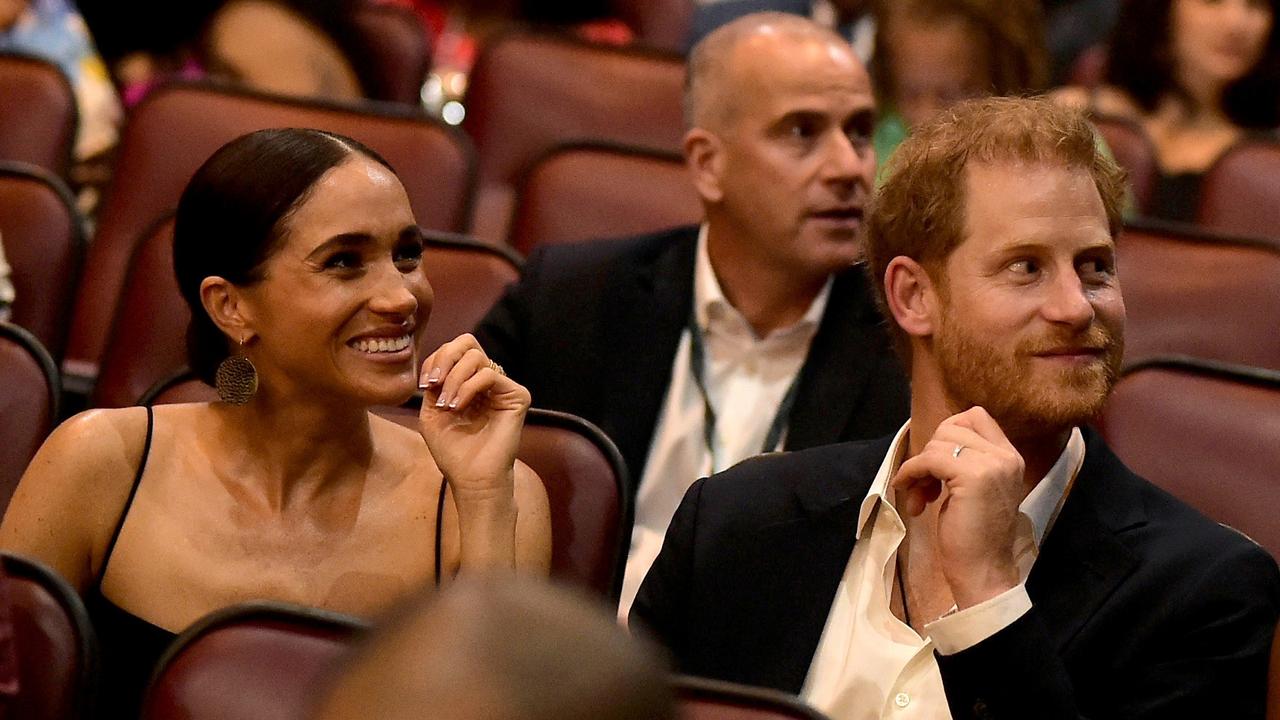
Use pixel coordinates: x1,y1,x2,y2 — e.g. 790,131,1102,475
96,405,154,589
434,476,447,588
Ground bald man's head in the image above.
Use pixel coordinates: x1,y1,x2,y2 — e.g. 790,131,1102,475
684,12,860,131
313,579,675,720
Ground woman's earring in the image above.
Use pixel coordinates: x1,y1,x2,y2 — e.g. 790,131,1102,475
215,336,258,405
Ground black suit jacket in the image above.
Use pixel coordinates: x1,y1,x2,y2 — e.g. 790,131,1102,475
474,225,911,484
632,429,1280,719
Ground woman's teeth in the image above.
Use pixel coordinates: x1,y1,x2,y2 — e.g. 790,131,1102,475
351,335,412,353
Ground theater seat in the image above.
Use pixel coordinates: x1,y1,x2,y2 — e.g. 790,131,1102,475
1197,139,1280,242
0,162,85,360
508,142,702,255
0,53,76,177
3,551,98,720
65,82,476,386
0,323,59,515
141,601,365,720
674,675,833,720
462,32,685,244
1117,220,1280,372
1098,358,1280,557
1089,113,1157,214
414,232,522,360
348,2,432,105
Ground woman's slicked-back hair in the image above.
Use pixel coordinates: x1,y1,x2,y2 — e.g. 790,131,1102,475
1106,0,1280,128
173,128,395,385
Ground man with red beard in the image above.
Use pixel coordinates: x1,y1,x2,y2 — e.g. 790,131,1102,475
631,96,1280,719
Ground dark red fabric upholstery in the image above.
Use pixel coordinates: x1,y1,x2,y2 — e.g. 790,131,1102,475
415,234,521,360
1090,113,1157,213
1197,139,1280,242
1098,360,1280,557
509,143,702,255
140,602,364,720
92,216,185,408
348,3,432,105
462,32,684,244
0,163,84,360
0,324,58,515
611,0,694,51
0,54,76,178
66,82,476,381
2,552,97,720
1116,221,1280,371
675,676,833,720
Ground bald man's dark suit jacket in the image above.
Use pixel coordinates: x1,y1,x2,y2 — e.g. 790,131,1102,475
474,225,911,484
631,429,1280,719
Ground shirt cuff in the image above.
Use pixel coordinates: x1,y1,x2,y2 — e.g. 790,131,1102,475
925,584,1032,656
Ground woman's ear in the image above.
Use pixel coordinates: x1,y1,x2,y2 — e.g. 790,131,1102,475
684,128,726,204
883,256,939,340
199,276,255,343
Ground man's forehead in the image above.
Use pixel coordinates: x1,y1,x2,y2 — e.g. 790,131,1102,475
728,30,869,92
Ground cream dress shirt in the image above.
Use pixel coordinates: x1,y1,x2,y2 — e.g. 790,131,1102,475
801,423,1085,719
617,226,831,621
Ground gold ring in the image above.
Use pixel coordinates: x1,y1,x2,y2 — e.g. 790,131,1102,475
488,360,505,376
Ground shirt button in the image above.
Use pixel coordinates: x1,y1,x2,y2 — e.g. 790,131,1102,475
895,692,910,708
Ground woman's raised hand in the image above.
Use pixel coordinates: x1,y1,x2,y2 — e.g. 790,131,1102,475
417,334,530,509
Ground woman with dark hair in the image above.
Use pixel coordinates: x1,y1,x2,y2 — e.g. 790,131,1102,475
870,0,1050,178
1055,0,1280,221
0,127,551,717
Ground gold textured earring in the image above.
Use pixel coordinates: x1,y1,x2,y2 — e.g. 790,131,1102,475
215,336,258,405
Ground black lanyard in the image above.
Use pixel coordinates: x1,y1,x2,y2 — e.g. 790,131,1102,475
686,308,802,473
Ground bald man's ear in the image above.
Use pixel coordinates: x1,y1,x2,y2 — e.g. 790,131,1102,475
684,128,725,204
884,257,939,340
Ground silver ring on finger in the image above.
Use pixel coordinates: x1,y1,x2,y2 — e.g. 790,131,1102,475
952,444,966,459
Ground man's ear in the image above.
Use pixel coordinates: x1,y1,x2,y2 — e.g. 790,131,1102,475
684,127,725,204
884,257,939,339
199,276,256,343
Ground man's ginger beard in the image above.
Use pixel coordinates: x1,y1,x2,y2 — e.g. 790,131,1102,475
931,303,1124,443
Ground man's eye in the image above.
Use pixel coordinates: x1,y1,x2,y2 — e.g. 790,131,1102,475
1009,259,1040,275
1079,258,1115,280
787,120,818,140
324,252,361,270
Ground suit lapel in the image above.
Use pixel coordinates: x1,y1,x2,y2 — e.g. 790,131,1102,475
597,228,697,485
1028,429,1145,652
786,267,897,449
734,439,890,693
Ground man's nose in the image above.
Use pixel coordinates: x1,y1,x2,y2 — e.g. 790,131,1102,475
1042,270,1095,329
821,131,872,187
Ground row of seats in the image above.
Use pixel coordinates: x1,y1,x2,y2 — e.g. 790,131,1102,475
0,550,834,720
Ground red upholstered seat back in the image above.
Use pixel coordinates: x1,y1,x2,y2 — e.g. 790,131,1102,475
1090,113,1157,213
141,602,364,720
509,143,702,256
415,234,521,360
0,53,76,177
461,32,685,243
1098,360,1280,557
348,3,432,105
67,83,476,380
0,324,59,514
1197,139,1280,242
3,552,97,720
0,163,84,360
1117,221,1280,372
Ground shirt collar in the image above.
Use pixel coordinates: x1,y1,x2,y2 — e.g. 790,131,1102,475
693,223,833,338
857,421,1086,547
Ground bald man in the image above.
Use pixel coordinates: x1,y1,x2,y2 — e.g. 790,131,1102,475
313,579,675,720
475,12,909,617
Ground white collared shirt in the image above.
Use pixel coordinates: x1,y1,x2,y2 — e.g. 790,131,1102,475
801,423,1086,719
617,225,832,621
